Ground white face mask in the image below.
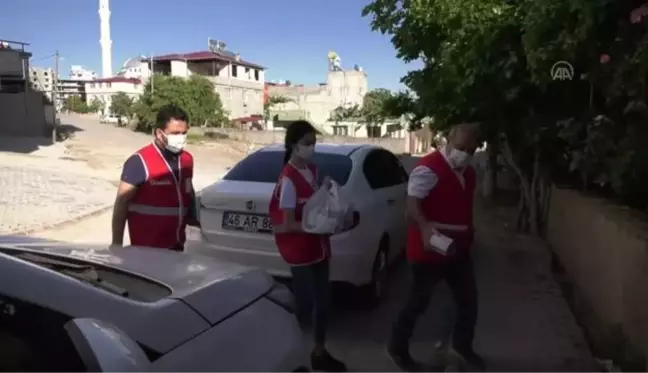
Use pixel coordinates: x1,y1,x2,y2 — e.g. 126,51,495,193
295,144,315,160
447,148,472,169
162,132,187,153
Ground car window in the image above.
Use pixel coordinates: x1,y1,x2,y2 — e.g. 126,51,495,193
363,149,407,189
0,295,86,371
223,150,353,185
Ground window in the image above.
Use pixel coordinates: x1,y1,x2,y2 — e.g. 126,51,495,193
231,65,238,77
245,67,250,75
106,82,111,88
0,295,85,371
332,125,348,136
224,150,353,185
90,83,95,88
43,72,48,76
254,69,259,81
362,149,408,189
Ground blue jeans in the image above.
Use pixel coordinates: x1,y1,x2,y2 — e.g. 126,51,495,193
290,258,330,345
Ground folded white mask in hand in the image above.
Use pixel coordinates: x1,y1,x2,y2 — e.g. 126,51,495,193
427,233,454,255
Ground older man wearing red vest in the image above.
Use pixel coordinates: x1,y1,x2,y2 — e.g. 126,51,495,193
387,123,485,372
111,104,199,251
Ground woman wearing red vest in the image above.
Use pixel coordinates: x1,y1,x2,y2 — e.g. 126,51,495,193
269,120,346,372
387,123,486,372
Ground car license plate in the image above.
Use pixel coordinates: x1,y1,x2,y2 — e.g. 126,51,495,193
222,212,273,234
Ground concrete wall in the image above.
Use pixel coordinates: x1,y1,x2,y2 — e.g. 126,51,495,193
546,186,648,363
196,128,409,154
0,91,50,137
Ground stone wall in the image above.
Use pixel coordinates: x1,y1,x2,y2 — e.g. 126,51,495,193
0,91,50,137
546,186,648,366
195,128,409,154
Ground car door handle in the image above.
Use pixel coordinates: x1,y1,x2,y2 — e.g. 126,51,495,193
387,199,395,205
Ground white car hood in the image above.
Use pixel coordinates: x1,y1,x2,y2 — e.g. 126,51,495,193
0,237,274,325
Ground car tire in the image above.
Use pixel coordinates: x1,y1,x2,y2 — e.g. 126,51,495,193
362,237,390,308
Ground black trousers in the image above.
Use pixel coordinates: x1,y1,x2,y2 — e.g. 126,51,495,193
390,254,478,352
290,258,331,345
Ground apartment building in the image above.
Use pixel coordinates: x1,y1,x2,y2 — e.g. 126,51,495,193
86,76,143,113
0,39,54,138
29,66,54,100
146,49,265,120
30,66,96,108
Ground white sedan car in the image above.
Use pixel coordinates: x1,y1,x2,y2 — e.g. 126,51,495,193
0,236,307,372
193,143,409,304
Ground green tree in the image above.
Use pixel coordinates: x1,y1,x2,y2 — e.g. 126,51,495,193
361,88,395,127
87,97,105,114
264,95,291,120
330,104,361,123
109,92,134,125
363,0,648,232
62,95,89,113
134,74,228,132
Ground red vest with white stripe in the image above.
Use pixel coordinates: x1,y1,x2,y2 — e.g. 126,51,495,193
127,143,193,249
269,163,330,266
406,150,476,263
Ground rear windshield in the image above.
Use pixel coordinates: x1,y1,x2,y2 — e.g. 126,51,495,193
224,150,353,185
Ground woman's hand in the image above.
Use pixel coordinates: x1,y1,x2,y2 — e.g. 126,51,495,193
322,176,333,190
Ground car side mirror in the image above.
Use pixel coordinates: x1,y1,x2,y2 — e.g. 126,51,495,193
64,318,151,372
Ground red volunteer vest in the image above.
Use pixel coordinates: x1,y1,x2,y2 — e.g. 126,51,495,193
269,163,331,266
406,150,476,263
127,143,193,249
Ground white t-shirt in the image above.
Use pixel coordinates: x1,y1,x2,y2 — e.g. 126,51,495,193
278,167,314,209
407,148,466,199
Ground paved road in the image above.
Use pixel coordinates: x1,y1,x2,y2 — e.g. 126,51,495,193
0,166,115,235
185,207,597,372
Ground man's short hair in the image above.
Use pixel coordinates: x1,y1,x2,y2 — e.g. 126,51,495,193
155,105,189,130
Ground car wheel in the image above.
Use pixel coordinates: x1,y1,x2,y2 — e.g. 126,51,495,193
363,237,390,307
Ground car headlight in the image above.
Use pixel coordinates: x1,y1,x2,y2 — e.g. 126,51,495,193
265,282,295,313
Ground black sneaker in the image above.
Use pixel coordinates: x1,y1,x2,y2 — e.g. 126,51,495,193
386,344,425,372
311,350,347,372
449,346,486,372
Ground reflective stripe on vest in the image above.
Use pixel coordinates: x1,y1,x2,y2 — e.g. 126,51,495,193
429,222,469,231
128,204,188,216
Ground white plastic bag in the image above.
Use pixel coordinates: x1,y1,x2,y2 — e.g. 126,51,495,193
302,181,349,234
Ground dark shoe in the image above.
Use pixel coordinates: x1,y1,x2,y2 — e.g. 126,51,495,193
386,344,425,372
311,350,347,372
449,346,486,372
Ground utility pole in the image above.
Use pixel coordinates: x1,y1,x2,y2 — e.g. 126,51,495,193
52,50,60,144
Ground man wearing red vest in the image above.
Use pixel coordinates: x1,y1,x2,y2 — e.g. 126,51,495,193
387,123,485,372
111,104,199,251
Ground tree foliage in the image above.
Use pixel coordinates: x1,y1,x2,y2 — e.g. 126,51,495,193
363,0,648,233
330,104,362,123
264,95,291,120
134,74,228,132
62,95,91,114
88,97,105,114
361,88,396,126
109,92,134,124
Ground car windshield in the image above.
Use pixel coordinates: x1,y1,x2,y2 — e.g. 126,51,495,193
223,150,353,185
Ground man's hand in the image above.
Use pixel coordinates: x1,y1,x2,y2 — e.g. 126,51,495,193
109,242,123,250
322,176,333,190
186,216,201,228
421,223,440,249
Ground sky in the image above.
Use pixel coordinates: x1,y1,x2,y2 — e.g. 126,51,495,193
2,0,422,91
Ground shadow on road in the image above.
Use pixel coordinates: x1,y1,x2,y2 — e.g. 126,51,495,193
56,123,84,141
0,135,53,154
